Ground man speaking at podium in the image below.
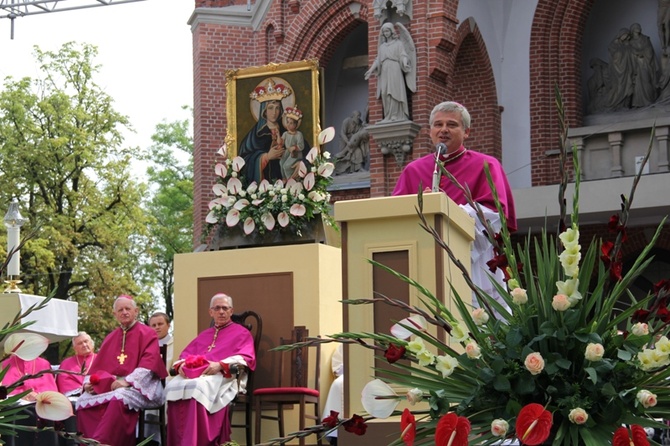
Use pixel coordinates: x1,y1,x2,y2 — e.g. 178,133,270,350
393,101,517,306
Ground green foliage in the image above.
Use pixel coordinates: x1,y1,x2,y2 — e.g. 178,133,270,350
140,107,194,320
0,42,153,346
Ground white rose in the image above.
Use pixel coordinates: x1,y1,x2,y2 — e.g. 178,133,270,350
406,388,423,405
471,308,489,325
637,389,658,408
568,407,588,424
584,343,605,362
631,322,649,336
511,287,528,305
491,419,509,437
465,342,481,359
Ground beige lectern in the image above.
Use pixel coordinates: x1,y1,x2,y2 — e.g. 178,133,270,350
334,192,474,444
173,242,342,445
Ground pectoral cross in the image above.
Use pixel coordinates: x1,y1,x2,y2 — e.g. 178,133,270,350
117,352,127,364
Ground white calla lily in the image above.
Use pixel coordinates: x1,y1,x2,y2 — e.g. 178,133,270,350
303,172,316,191
318,126,336,145
306,147,319,163
258,179,271,193
247,182,258,194
233,199,250,210
231,156,245,172
317,162,335,178
216,144,226,157
35,391,74,421
289,181,303,196
226,209,240,227
361,379,399,419
290,204,306,216
212,184,227,197
278,212,290,227
390,315,427,340
227,177,243,195
4,333,49,360
214,163,227,178
243,217,255,234
205,211,219,224
297,161,308,177
261,213,276,231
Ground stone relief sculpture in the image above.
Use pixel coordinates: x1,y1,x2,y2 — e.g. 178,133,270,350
334,110,370,175
629,23,658,107
659,0,670,51
586,24,662,113
587,58,610,114
606,27,634,110
364,22,416,123
373,0,413,23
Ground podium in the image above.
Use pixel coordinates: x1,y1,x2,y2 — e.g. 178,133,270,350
334,193,474,443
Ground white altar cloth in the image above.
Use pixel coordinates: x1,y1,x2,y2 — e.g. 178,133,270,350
0,293,78,343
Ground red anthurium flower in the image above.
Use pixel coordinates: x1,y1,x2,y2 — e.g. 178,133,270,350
515,403,552,446
612,425,650,446
343,414,367,436
435,412,471,446
384,343,406,364
400,408,416,446
323,410,340,429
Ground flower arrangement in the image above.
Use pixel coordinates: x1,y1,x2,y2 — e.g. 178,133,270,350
205,127,337,239
182,354,209,378
262,102,670,446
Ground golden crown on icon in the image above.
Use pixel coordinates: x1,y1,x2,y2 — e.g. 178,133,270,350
250,79,292,102
284,104,303,121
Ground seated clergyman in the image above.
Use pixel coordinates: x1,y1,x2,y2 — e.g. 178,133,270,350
56,331,96,397
76,294,167,445
165,292,256,446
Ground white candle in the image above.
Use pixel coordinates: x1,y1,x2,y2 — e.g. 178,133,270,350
6,226,20,277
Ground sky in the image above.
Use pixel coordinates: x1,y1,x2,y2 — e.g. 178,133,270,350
0,0,194,177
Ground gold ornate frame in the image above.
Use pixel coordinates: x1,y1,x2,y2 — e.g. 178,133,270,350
225,59,321,158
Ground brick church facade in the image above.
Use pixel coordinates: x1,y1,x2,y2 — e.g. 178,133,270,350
189,0,670,303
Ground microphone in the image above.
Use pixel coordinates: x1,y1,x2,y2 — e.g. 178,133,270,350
432,143,446,192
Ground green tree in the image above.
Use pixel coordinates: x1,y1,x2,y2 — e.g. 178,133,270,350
0,42,153,347
141,108,194,320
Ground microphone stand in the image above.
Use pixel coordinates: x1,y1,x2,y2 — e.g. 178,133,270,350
432,143,446,192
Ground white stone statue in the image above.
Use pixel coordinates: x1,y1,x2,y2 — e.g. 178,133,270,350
364,22,416,123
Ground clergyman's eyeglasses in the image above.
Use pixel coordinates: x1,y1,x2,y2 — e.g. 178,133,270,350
211,305,231,312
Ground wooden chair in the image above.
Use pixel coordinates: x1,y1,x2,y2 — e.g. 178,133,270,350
228,310,263,446
138,343,168,443
254,326,322,446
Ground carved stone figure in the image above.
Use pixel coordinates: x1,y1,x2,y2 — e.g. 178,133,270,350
335,110,370,175
586,58,610,114
365,22,416,123
607,28,634,110
659,0,670,50
629,23,659,107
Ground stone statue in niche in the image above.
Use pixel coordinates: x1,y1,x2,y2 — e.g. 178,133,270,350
629,23,658,107
606,27,634,110
659,0,670,51
334,110,370,175
586,22,663,114
586,58,610,114
373,0,413,23
365,22,416,123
